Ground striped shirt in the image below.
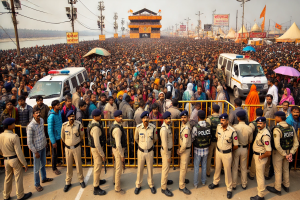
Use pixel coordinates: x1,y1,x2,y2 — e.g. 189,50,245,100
192,121,209,157
27,118,47,153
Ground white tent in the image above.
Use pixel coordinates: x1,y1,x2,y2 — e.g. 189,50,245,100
225,28,236,39
276,22,300,42
238,25,248,33
251,23,262,32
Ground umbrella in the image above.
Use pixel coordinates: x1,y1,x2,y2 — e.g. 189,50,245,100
242,46,256,52
273,66,300,77
83,48,111,57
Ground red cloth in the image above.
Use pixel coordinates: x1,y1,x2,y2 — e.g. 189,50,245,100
245,85,260,122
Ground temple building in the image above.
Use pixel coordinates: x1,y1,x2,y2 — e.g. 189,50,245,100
128,8,162,38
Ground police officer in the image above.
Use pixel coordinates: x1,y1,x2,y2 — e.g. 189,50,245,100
250,117,272,200
0,118,32,200
177,110,191,195
61,110,85,192
232,110,253,190
206,104,220,177
208,113,238,199
266,111,299,195
134,111,157,195
160,111,174,197
110,110,126,194
217,65,226,87
88,109,106,196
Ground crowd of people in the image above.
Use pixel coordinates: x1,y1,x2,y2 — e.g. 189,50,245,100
0,38,300,200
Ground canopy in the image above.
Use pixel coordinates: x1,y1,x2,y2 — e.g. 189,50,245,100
238,25,248,33
225,28,236,39
251,23,262,32
273,66,300,77
83,48,111,58
276,22,300,42
243,46,256,52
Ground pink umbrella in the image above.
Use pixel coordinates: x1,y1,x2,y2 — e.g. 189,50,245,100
273,66,300,77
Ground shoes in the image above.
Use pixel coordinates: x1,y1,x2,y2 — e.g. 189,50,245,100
116,189,126,194
179,187,191,195
232,187,236,190
264,176,272,180
242,186,247,190
248,173,254,180
167,180,173,185
4,197,11,200
281,184,289,192
227,191,232,199
64,184,72,192
80,182,86,188
250,195,265,200
208,183,219,189
202,183,206,186
185,179,189,184
134,187,141,195
17,192,32,200
94,187,106,195
161,188,173,197
194,185,198,189
206,174,210,177
266,186,281,195
150,187,156,194
100,179,106,185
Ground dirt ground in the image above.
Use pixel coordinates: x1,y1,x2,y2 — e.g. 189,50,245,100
1,166,300,200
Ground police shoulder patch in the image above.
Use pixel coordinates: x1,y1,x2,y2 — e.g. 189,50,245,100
234,136,238,140
265,141,269,146
185,134,188,138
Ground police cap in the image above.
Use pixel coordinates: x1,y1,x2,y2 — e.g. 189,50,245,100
236,110,246,117
180,110,188,117
140,111,149,119
66,110,75,118
162,111,171,119
114,110,122,117
274,111,285,117
198,110,206,119
256,117,266,122
92,109,101,117
219,113,228,119
3,118,15,126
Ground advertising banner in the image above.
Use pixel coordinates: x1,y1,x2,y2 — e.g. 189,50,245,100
249,32,266,38
213,14,229,27
66,32,79,44
139,26,151,33
238,33,249,38
180,25,186,31
99,35,105,41
204,24,212,31
114,33,118,38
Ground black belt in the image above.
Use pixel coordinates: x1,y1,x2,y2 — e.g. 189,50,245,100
4,155,17,160
238,145,248,148
217,146,232,154
161,146,172,151
180,146,191,149
254,151,263,155
65,142,80,149
138,146,154,153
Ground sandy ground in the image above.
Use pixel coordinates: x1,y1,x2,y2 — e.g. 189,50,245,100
1,166,300,200
0,37,66,43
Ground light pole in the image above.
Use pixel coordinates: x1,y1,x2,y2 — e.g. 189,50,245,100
237,0,250,42
195,11,204,39
97,1,105,35
66,0,77,33
184,18,190,38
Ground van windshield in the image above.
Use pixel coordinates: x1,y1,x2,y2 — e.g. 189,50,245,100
239,64,265,76
28,81,62,99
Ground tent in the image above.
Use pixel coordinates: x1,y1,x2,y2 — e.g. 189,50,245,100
276,22,300,42
238,25,248,33
225,28,236,39
251,23,262,32
218,28,226,37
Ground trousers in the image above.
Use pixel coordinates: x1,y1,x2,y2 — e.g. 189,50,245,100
91,148,103,187
272,150,290,191
254,154,268,197
206,142,217,176
161,149,171,190
232,147,248,188
112,148,122,192
179,148,190,189
135,150,154,188
65,146,84,185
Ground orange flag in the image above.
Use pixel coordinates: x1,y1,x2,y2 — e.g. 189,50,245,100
275,23,282,30
158,9,161,13
260,5,266,18
261,18,265,32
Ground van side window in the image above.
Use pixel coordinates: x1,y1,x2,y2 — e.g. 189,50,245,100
227,61,232,71
83,71,88,80
63,80,70,93
219,57,223,65
71,76,78,88
223,59,227,68
78,73,84,84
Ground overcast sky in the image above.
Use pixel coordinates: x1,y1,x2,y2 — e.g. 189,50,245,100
0,0,299,34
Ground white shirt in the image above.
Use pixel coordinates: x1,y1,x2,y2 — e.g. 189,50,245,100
161,65,165,72
265,84,278,105
166,81,175,98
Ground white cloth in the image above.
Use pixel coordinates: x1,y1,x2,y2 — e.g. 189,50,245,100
166,81,175,98
265,85,278,105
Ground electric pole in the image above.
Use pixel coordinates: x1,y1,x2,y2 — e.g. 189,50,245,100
185,17,190,38
236,10,238,33
195,11,203,39
175,23,178,37
237,0,250,43
113,13,118,34
121,18,125,36
97,1,105,35
66,0,77,33
172,26,174,37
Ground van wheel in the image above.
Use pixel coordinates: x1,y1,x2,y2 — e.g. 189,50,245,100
234,87,240,98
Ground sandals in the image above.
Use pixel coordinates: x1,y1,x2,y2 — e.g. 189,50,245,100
53,170,61,175
42,178,54,183
36,185,43,192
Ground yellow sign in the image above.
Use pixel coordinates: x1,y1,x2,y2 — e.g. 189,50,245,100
150,33,160,38
114,33,118,38
99,35,105,41
122,35,125,38
139,26,151,33
66,32,79,44
129,25,162,29
129,16,162,20
130,33,139,38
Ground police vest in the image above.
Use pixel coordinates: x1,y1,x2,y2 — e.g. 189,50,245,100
210,116,220,142
250,120,258,141
109,123,127,148
193,122,211,148
272,124,294,151
87,121,106,149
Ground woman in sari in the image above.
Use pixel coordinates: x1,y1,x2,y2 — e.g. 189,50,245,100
279,87,295,105
245,85,260,122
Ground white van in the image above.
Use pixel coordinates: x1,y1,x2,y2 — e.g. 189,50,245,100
218,53,268,98
26,67,88,107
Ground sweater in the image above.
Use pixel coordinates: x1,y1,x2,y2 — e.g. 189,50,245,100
47,109,62,144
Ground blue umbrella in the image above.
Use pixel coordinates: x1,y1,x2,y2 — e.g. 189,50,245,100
242,46,256,52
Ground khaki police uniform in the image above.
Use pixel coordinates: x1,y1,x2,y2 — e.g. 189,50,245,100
205,113,219,176
213,124,238,191
252,127,272,198
179,122,192,189
160,122,173,190
90,119,106,187
272,121,299,191
61,120,84,185
0,130,27,200
134,123,157,188
112,121,125,192
232,122,253,188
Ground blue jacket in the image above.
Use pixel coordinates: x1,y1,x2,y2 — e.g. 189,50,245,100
88,102,97,118
47,109,62,144
286,114,300,133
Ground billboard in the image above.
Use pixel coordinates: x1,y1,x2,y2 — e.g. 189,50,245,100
114,33,118,38
99,35,105,41
213,14,229,27
66,32,79,44
249,32,266,38
180,25,186,31
204,24,212,31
